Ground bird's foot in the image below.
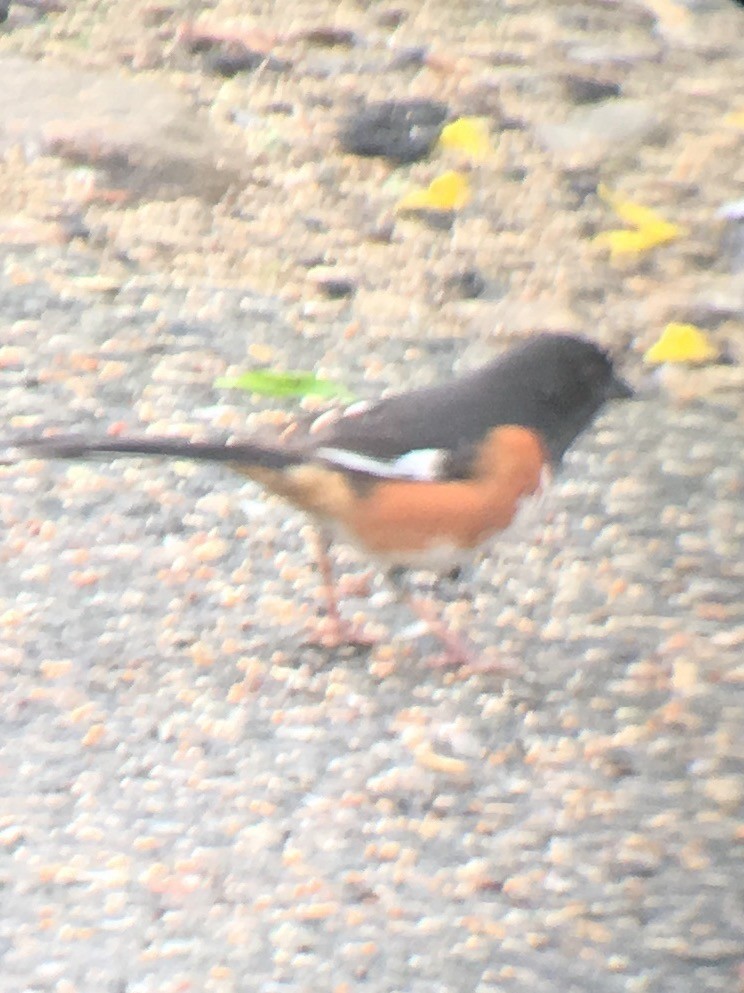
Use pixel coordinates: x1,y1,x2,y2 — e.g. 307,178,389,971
303,615,378,650
421,628,475,669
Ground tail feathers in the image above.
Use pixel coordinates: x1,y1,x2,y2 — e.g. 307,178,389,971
14,435,301,472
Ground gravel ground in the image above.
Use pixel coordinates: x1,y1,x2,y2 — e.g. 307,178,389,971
1,1,743,992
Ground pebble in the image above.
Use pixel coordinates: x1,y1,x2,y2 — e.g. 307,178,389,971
561,74,622,105
535,99,664,166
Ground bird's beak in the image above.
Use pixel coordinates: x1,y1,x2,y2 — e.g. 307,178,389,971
606,372,635,400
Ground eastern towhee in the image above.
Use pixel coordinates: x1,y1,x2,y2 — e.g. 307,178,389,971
9,333,633,665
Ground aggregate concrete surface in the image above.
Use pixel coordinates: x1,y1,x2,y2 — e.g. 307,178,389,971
1,1,743,992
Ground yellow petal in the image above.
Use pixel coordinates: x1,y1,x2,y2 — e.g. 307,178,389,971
438,117,490,159
724,111,744,129
396,170,471,212
643,323,719,365
598,184,678,232
594,229,651,255
594,224,679,258
595,186,683,257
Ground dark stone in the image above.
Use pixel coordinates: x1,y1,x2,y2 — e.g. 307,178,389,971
562,74,622,104
316,276,357,299
300,27,357,47
562,168,600,206
339,99,449,163
401,209,455,231
377,8,408,28
264,101,294,115
388,46,428,70
57,212,92,243
202,44,287,77
444,268,486,300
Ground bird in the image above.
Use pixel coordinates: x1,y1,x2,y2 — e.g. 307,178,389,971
8,333,633,665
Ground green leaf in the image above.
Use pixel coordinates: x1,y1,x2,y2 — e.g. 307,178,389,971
215,369,355,401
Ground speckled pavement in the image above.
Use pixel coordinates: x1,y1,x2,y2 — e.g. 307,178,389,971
1,1,743,992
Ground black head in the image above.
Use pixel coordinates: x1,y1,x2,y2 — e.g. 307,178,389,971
477,333,634,463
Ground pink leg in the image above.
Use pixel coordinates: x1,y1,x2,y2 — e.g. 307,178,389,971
390,573,514,673
398,590,476,667
304,533,377,648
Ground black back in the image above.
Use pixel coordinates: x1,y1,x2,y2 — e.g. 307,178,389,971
318,334,632,466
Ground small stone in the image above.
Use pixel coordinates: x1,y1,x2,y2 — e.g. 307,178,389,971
308,267,357,299
202,44,287,77
389,46,428,70
442,268,486,300
562,74,622,104
703,776,743,811
536,99,665,167
300,26,357,47
378,8,408,28
82,723,105,747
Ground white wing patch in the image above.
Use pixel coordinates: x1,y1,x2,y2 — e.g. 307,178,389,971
391,449,446,479
316,446,447,481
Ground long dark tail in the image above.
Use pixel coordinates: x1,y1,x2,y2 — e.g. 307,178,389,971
7,435,301,472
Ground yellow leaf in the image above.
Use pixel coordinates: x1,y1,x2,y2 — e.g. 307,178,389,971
596,185,683,258
598,184,675,232
438,117,490,159
396,170,471,213
643,323,719,365
594,224,678,256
